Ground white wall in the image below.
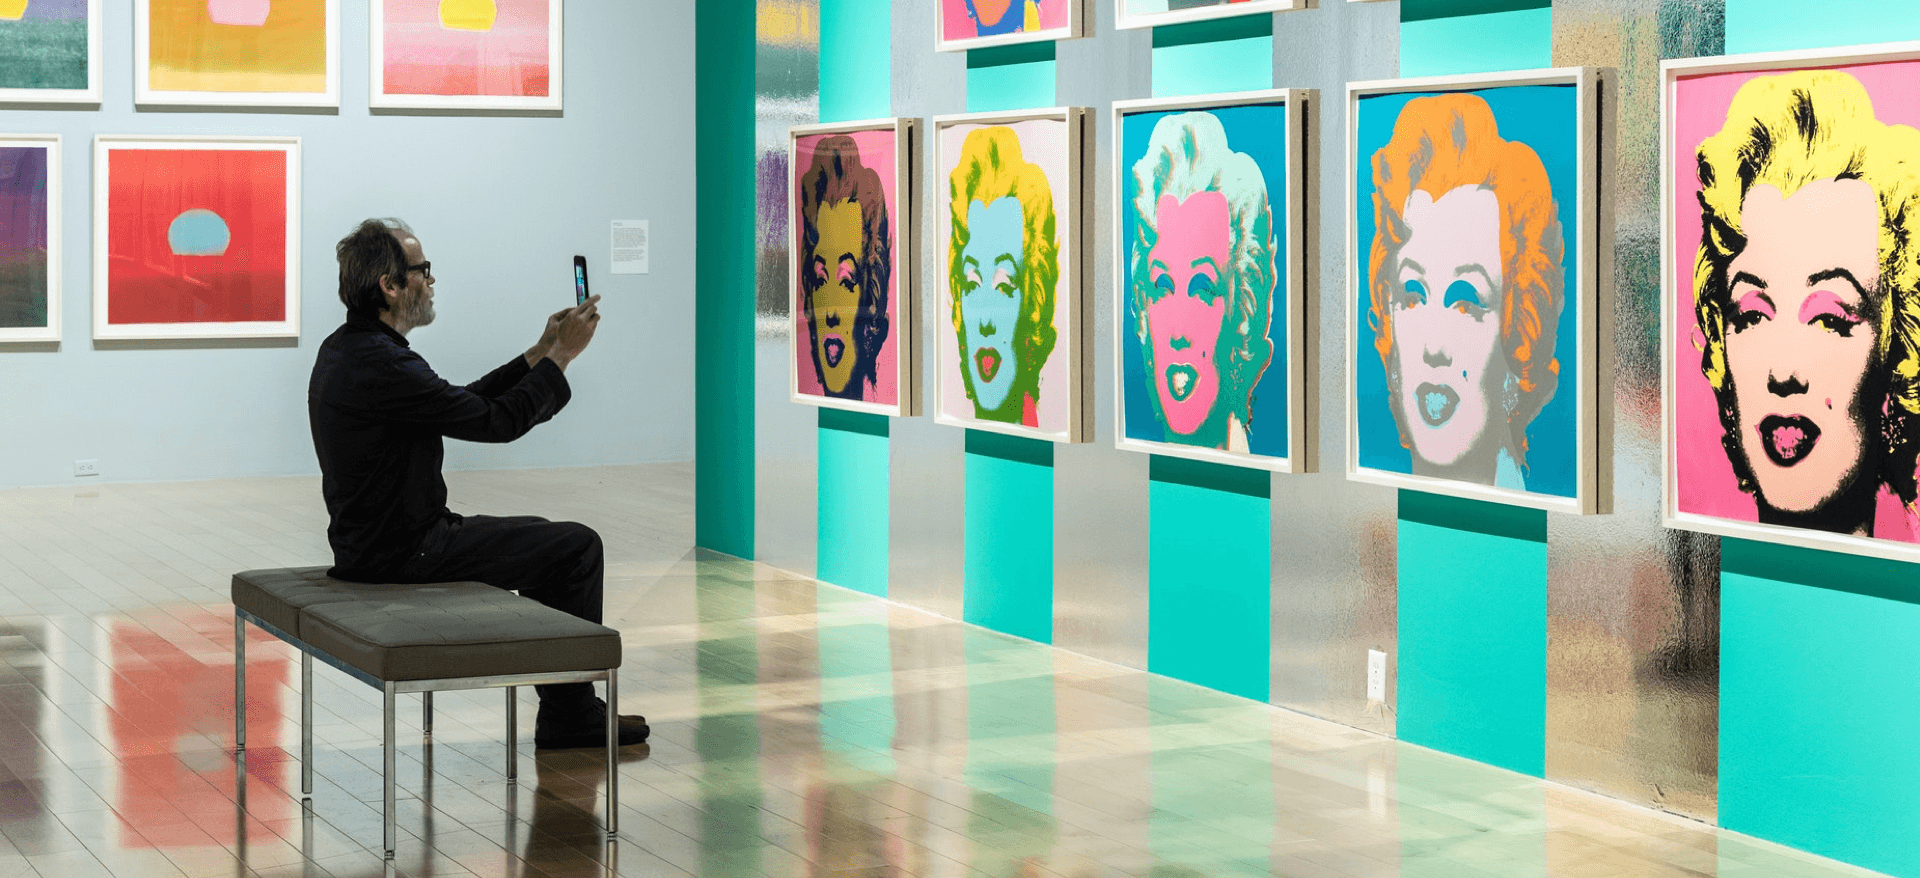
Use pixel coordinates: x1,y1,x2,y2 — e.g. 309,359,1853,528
0,0,696,488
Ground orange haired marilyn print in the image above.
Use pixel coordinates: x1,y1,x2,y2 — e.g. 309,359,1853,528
1357,86,1576,497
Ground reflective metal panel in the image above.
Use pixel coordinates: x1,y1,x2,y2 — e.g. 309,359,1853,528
887,0,970,619
1547,0,1723,822
1268,0,1402,736
754,0,822,579
1051,0,1154,668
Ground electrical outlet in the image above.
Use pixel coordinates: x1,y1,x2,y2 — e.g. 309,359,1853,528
74,459,99,477
1367,649,1387,702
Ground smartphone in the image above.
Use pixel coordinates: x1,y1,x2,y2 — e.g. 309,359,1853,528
572,255,590,305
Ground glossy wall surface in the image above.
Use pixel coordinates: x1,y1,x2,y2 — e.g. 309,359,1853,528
748,0,1730,825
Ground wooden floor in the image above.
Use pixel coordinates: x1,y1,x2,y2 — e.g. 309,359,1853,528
0,464,1889,877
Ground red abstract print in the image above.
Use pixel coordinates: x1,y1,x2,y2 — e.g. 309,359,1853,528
106,148,286,325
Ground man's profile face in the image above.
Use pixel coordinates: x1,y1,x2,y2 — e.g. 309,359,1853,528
393,234,436,329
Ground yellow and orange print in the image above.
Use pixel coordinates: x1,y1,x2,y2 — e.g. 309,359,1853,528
147,0,328,94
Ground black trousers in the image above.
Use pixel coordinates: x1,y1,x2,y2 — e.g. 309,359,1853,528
395,514,605,709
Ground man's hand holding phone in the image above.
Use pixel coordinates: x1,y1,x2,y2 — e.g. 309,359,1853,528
526,255,602,370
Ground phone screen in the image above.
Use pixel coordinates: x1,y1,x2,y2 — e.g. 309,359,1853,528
572,256,589,305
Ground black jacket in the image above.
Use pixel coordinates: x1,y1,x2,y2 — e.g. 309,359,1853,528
309,312,569,580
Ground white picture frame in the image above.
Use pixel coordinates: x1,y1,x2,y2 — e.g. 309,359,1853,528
936,0,1085,53
0,5,102,106
1661,40,1920,563
93,135,301,342
1111,88,1314,472
1346,67,1607,514
930,106,1091,444
1114,0,1307,31
134,0,339,109
0,134,61,344
370,0,564,112
786,117,920,417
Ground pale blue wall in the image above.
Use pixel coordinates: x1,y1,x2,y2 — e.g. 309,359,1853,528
0,0,696,488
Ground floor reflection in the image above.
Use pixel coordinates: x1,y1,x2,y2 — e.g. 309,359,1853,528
109,618,288,851
0,467,1893,878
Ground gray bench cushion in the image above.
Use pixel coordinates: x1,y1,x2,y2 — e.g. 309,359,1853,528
299,582,622,682
232,567,621,683
232,566,388,638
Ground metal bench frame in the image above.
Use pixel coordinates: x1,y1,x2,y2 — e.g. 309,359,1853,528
232,607,619,859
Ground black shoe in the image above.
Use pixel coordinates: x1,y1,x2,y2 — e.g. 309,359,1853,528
534,698,649,750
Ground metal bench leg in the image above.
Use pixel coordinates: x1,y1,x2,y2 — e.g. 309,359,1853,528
383,682,396,860
605,669,617,838
234,614,246,753
301,651,313,797
422,691,433,739
505,686,517,782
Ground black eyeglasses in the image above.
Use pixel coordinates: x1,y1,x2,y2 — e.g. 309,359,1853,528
407,261,433,282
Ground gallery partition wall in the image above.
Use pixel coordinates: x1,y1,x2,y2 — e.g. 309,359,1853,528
1,2,696,490
695,2,1920,876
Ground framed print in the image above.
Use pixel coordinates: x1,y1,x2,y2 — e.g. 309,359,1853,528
937,0,1083,53
134,0,338,108
932,107,1090,443
0,135,59,344
0,1,101,104
1113,89,1312,472
371,0,563,111
1663,41,1920,562
94,136,300,341
1115,0,1305,30
1348,68,1604,514
788,118,919,417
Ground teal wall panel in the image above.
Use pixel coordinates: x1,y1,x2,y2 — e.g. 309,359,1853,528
1388,1,1550,779
818,411,891,597
1147,458,1271,702
1150,16,1273,97
695,0,757,559
1725,0,1920,54
1137,4,1276,708
964,431,1055,644
1719,540,1920,878
820,0,891,122
1399,7,1552,78
966,43,1058,113
814,1,895,596
960,46,1057,644
1396,491,1546,777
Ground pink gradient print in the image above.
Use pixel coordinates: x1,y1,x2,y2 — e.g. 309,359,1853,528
383,0,550,97
1146,191,1229,436
793,128,898,404
939,0,1067,42
937,118,1074,435
1669,59,1920,541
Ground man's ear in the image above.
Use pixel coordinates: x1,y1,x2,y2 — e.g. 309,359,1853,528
378,273,403,304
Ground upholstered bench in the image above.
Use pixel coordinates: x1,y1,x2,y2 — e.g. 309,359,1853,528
231,566,622,858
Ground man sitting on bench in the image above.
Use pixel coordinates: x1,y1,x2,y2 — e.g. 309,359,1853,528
308,217,647,750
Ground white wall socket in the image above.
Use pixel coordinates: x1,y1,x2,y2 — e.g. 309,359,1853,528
74,459,99,477
1367,649,1387,702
